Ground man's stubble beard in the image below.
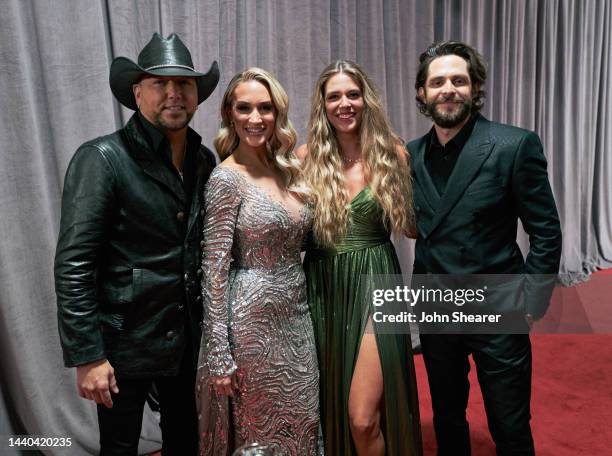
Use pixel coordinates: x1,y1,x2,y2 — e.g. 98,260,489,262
154,111,195,132
426,98,472,129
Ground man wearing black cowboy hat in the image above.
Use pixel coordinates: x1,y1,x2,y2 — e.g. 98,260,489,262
55,33,219,454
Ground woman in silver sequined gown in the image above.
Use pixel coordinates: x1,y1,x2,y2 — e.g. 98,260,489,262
196,68,320,455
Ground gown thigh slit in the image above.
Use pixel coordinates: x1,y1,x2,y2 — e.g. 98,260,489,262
348,330,385,421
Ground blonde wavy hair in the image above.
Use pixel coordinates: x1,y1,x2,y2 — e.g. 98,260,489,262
214,67,303,192
302,60,415,246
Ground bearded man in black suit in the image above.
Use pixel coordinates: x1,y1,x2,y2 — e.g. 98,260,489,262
407,41,562,455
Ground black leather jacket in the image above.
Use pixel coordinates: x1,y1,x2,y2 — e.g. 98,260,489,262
54,114,215,377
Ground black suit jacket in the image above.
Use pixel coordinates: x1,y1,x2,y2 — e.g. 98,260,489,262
407,114,562,317
55,114,216,376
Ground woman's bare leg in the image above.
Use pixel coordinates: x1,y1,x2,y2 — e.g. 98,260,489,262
348,332,385,455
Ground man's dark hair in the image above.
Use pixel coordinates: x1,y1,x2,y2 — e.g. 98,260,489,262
415,41,487,115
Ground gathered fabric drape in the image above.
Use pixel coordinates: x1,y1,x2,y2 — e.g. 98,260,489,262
0,0,609,454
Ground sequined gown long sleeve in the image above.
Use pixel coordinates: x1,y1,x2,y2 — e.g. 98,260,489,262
197,166,320,456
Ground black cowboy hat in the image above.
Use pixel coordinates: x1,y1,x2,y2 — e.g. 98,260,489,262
109,33,219,110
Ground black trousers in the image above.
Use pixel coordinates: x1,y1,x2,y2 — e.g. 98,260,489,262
420,334,534,456
96,349,198,456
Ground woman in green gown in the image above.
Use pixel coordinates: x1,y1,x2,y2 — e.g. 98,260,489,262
296,60,422,456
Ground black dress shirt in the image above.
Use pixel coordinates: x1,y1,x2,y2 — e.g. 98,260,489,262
137,112,198,210
425,114,477,195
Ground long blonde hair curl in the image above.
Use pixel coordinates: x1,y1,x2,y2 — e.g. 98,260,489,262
302,60,415,246
214,67,303,192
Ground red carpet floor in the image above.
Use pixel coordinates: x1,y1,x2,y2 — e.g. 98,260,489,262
415,335,612,455
152,273,612,455
154,334,612,456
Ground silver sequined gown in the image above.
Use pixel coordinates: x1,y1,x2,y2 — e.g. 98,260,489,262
196,166,320,456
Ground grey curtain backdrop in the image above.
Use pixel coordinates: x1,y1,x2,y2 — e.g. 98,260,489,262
0,0,609,454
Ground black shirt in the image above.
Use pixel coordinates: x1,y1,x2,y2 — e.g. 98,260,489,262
425,114,477,195
137,112,199,210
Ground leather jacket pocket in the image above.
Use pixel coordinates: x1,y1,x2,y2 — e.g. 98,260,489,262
131,267,178,304
132,268,161,304
100,312,125,330
100,277,134,330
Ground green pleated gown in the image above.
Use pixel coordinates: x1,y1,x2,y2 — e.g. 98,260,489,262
304,187,422,456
